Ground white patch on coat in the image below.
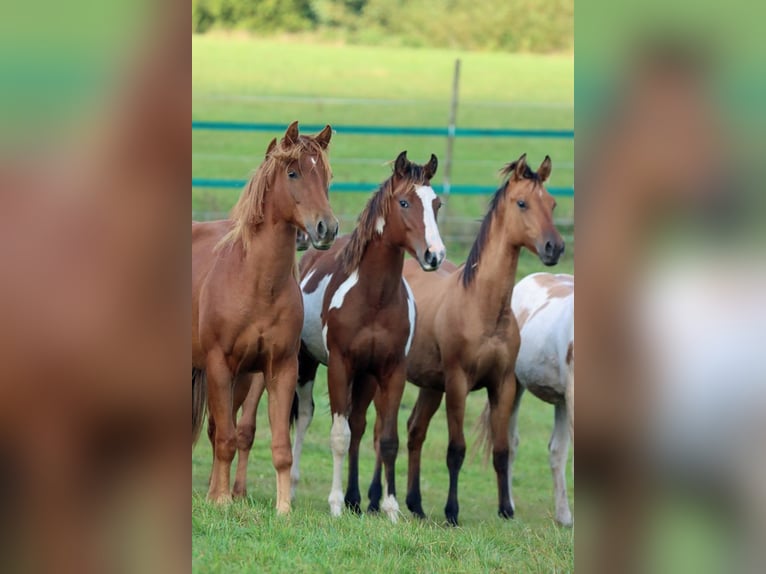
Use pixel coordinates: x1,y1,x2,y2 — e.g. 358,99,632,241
301,270,332,364
403,278,416,356
310,157,317,166
329,270,359,311
375,216,386,235
328,413,351,516
414,185,445,256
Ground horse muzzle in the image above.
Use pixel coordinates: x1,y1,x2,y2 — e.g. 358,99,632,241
419,244,446,271
307,216,339,250
538,238,565,266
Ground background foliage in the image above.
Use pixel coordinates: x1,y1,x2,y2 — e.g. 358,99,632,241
192,0,574,53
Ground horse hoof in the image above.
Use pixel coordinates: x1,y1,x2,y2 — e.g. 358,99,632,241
367,502,380,514
498,506,514,519
209,492,233,506
445,515,459,527
345,500,362,514
232,486,247,500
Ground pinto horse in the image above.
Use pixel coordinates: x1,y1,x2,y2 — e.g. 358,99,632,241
397,154,564,525
293,151,445,521
477,272,574,526
192,122,339,513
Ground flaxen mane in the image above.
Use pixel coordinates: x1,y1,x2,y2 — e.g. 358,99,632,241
461,160,541,287
217,135,331,252
338,162,430,274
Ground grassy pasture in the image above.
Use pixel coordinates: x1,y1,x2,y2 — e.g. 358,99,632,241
192,35,574,572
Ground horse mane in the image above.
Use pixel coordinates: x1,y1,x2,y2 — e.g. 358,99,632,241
461,160,540,288
338,162,431,274
338,179,394,274
216,135,331,252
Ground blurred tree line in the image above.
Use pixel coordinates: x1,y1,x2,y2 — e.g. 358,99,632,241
192,0,573,53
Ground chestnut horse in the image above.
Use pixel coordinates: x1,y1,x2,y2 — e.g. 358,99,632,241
293,151,445,521
191,122,339,514
202,230,310,500
478,272,574,526
396,154,564,525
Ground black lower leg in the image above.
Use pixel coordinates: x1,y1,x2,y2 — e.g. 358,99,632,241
444,442,466,526
493,448,513,519
367,460,382,513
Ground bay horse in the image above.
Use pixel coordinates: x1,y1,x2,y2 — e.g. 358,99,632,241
192,121,339,514
396,154,564,525
293,151,445,522
477,272,574,526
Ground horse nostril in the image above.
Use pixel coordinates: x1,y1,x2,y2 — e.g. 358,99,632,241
317,220,327,239
544,241,554,255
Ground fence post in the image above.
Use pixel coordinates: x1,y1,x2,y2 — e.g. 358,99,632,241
443,59,461,198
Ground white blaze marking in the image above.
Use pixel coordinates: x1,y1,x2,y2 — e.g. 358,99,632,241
403,278,416,356
328,413,350,516
301,270,332,364
414,186,445,255
375,216,386,235
311,157,317,166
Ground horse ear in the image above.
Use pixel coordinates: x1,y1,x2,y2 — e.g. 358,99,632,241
394,151,409,177
424,153,438,179
315,124,332,149
537,155,552,182
265,138,277,158
513,153,528,179
283,121,300,147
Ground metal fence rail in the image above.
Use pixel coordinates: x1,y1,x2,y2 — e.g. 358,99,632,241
192,121,574,140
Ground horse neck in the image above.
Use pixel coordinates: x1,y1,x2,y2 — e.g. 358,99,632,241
354,236,405,305
240,188,297,292
465,208,521,321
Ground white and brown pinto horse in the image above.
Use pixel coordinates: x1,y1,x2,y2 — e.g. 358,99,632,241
192,122,338,514
399,154,564,525
293,151,445,521
478,272,574,526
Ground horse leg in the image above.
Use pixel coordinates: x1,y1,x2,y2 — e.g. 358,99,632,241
266,356,298,515
327,352,351,517
487,374,516,520
206,414,216,487
405,387,443,519
367,391,384,513
375,363,407,523
291,346,319,500
444,368,469,526
232,373,266,499
345,376,376,514
506,385,525,516
550,401,573,526
205,347,236,504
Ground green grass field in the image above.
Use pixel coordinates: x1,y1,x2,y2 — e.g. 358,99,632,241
193,35,574,573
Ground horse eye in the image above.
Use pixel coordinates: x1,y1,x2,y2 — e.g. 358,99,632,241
399,200,409,208
288,170,298,179
517,199,527,209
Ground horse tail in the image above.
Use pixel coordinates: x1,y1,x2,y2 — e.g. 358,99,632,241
192,368,208,446
471,401,494,466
